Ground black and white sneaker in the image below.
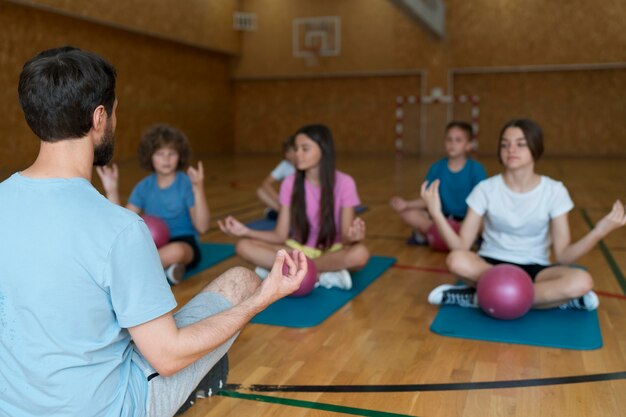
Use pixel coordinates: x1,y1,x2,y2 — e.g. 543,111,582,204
558,291,599,311
406,231,428,246
175,354,229,415
428,284,478,308
264,208,279,221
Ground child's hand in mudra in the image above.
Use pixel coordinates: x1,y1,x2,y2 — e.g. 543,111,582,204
390,196,407,212
595,200,626,236
95,164,118,193
347,217,366,243
420,179,442,216
187,161,204,188
217,216,250,237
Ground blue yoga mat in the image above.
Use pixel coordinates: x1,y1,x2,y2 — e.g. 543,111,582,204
183,242,236,280
430,304,602,350
247,205,369,231
246,218,276,231
251,255,396,328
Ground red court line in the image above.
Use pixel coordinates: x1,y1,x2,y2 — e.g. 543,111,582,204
595,290,626,301
392,264,450,275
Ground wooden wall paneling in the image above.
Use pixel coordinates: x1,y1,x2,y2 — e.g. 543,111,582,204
452,68,626,157
234,74,422,155
235,0,626,78
0,1,234,172
6,0,240,54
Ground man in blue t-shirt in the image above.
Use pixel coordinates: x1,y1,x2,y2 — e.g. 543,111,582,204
0,46,306,417
390,121,487,245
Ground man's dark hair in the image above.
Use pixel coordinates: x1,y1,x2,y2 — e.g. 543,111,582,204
18,46,117,142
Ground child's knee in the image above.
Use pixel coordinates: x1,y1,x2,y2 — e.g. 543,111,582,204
173,243,190,259
446,250,467,274
159,242,192,265
567,269,593,298
235,239,254,257
347,244,370,269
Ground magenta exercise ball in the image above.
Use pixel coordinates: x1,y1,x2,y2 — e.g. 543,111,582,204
426,218,461,252
143,215,170,248
477,264,534,320
283,257,317,297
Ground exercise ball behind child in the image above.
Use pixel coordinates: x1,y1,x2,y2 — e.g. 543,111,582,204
477,264,534,320
283,257,317,297
143,215,170,249
427,218,461,252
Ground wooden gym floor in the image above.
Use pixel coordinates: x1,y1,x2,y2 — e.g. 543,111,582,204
72,155,626,416
132,154,624,417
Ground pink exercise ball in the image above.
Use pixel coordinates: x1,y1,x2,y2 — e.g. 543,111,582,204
477,264,534,320
426,218,461,252
143,215,170,248
283,257,317,297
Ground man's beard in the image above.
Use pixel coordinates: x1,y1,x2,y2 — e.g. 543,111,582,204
93,120,115,166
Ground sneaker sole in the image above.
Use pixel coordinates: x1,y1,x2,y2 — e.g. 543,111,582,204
585,291,600,310
167,265,186,285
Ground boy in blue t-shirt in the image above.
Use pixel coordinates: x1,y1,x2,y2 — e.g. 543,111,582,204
97,124,210,284
390,121,487,244
256,135,296,220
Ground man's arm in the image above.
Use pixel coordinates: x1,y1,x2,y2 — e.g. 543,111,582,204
128,250,306,376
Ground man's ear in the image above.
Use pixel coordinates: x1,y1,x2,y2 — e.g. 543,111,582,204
92,105,107,133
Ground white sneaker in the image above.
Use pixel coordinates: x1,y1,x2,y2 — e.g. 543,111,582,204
254,266,269,279
165,263,186,285
318,269,352,290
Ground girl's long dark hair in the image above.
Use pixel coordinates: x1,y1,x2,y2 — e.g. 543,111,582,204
291,124,336,249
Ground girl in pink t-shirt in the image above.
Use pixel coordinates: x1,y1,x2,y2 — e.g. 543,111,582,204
219,124,370,290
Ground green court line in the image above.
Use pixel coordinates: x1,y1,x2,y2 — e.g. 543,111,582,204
580,209,626,295
217,390,417,417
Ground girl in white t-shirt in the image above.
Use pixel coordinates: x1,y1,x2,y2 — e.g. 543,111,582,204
219,124,370,290
421,119,625,311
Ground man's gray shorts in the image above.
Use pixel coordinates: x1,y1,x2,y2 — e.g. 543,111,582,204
132,291,236,417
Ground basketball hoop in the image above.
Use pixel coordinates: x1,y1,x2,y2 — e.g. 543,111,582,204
293,16,340,66
303,45,321,67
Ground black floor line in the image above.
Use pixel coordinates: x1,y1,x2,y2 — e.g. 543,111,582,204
226,371,626,393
